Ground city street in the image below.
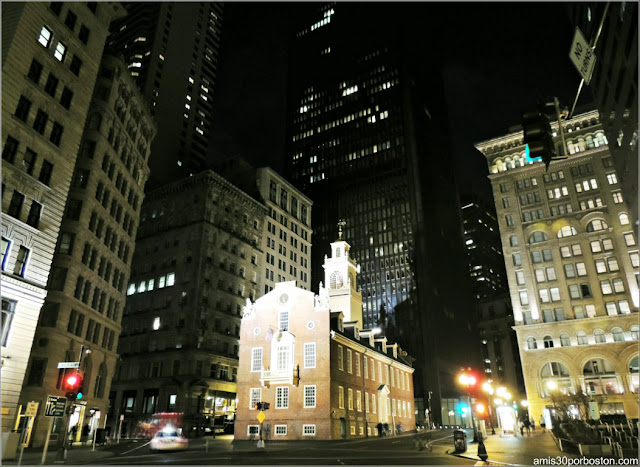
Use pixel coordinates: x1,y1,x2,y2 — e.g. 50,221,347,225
5,429,605,465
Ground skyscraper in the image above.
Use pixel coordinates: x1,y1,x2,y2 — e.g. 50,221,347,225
1,2,125,457
16,53,154,449
476,109,638,424
460,194,509,301
568,3,638,226
107,3,224,188
284,3,475,423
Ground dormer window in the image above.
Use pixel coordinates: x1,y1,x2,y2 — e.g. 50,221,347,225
336,247,341,257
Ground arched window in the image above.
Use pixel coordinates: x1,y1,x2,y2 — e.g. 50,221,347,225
577,331,588,345
330,271,343,289
529,231,549,244
560,333,571,347
619,213,630,225
584,358,620,395
505,158,513,170
629,356,639,394
595,132,607,146
94,362,107,398
612,327,624,342
495,159,505,172
631,325,639,341
509,236,519,247
587,219,608,232
557,226,578,238
540,361,572,396
594,329,606,343
543,336,554,348
527,337,538,350
586,135,595,149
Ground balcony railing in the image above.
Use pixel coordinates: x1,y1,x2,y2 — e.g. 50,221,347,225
260,368,293,387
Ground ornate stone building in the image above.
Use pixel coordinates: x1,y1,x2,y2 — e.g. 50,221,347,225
1,2,125,457
476,109,638,425
17,53,154,449
109,170,265,437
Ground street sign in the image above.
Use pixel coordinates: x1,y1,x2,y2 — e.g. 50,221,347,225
256,411,266,423
569,27,596,84
25,402,39,417
57,361,80,369
44,396,67,417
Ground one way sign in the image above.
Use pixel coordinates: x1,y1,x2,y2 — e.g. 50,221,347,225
44,396,67,417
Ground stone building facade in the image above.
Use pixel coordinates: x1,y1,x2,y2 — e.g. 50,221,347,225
1,2,125,457
110,170,265,437
476,109,639,425
17,53,154,449
236,237,415,440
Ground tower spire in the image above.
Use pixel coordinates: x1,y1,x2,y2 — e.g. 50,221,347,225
337,219,346,240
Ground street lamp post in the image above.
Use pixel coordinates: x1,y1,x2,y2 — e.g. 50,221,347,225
458,373,478,442
482,382,496,435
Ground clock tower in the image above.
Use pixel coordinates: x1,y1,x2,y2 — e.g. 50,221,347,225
322,221,364,328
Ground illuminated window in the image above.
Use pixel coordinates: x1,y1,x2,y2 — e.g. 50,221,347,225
153,317,160,330
54,42,67,61
38,26,53,48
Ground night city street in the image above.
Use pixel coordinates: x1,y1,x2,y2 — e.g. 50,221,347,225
1,1,638,465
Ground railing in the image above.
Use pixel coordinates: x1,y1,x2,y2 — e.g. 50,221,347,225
260,369,293,386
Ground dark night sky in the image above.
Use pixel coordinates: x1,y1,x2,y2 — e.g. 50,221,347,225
208,2,594,199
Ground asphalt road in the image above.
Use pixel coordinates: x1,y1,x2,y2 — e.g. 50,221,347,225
98,432,476,465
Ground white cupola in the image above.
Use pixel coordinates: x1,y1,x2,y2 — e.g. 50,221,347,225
321,220,363,328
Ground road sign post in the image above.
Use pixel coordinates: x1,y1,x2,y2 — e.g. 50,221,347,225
42,396,67,464
256,410,266,448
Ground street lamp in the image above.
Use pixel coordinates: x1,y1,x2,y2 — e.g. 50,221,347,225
457,371,479,442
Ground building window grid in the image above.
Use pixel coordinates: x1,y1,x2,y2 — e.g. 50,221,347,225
304,385,316,408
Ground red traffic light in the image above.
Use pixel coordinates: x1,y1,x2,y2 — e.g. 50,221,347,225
65,374,79,388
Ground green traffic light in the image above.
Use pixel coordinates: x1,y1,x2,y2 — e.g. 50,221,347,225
77,392,83,400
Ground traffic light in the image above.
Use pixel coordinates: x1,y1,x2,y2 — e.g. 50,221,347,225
522,101,556,170
254,402,270,411
63,373,83,400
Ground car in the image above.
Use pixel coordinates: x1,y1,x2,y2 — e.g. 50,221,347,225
149,428,189,452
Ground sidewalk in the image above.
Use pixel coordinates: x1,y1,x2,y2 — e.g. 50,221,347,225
453,430,580,465
3,440,135,465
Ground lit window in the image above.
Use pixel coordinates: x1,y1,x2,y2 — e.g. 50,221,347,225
38,26,53,48
166,273,175,286
153,317,161,330
127,283,136,295
159,54,165,60
54,42,67,62
134,36,147,42
188,77,194,84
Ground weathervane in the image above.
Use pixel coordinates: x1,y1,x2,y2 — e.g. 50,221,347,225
337,219,346,240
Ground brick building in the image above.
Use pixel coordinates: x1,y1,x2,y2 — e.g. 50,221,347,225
236,234,415,440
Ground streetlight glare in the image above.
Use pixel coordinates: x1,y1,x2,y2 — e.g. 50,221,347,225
546,380,558,390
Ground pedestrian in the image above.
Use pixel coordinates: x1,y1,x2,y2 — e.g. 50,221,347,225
539,415,546,433
531,420,536,432
524,418,531,435
519,422,524,436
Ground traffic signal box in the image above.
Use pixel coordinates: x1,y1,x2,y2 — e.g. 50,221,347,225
254,402,270,411
522,102,556,170
63,373,84,400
